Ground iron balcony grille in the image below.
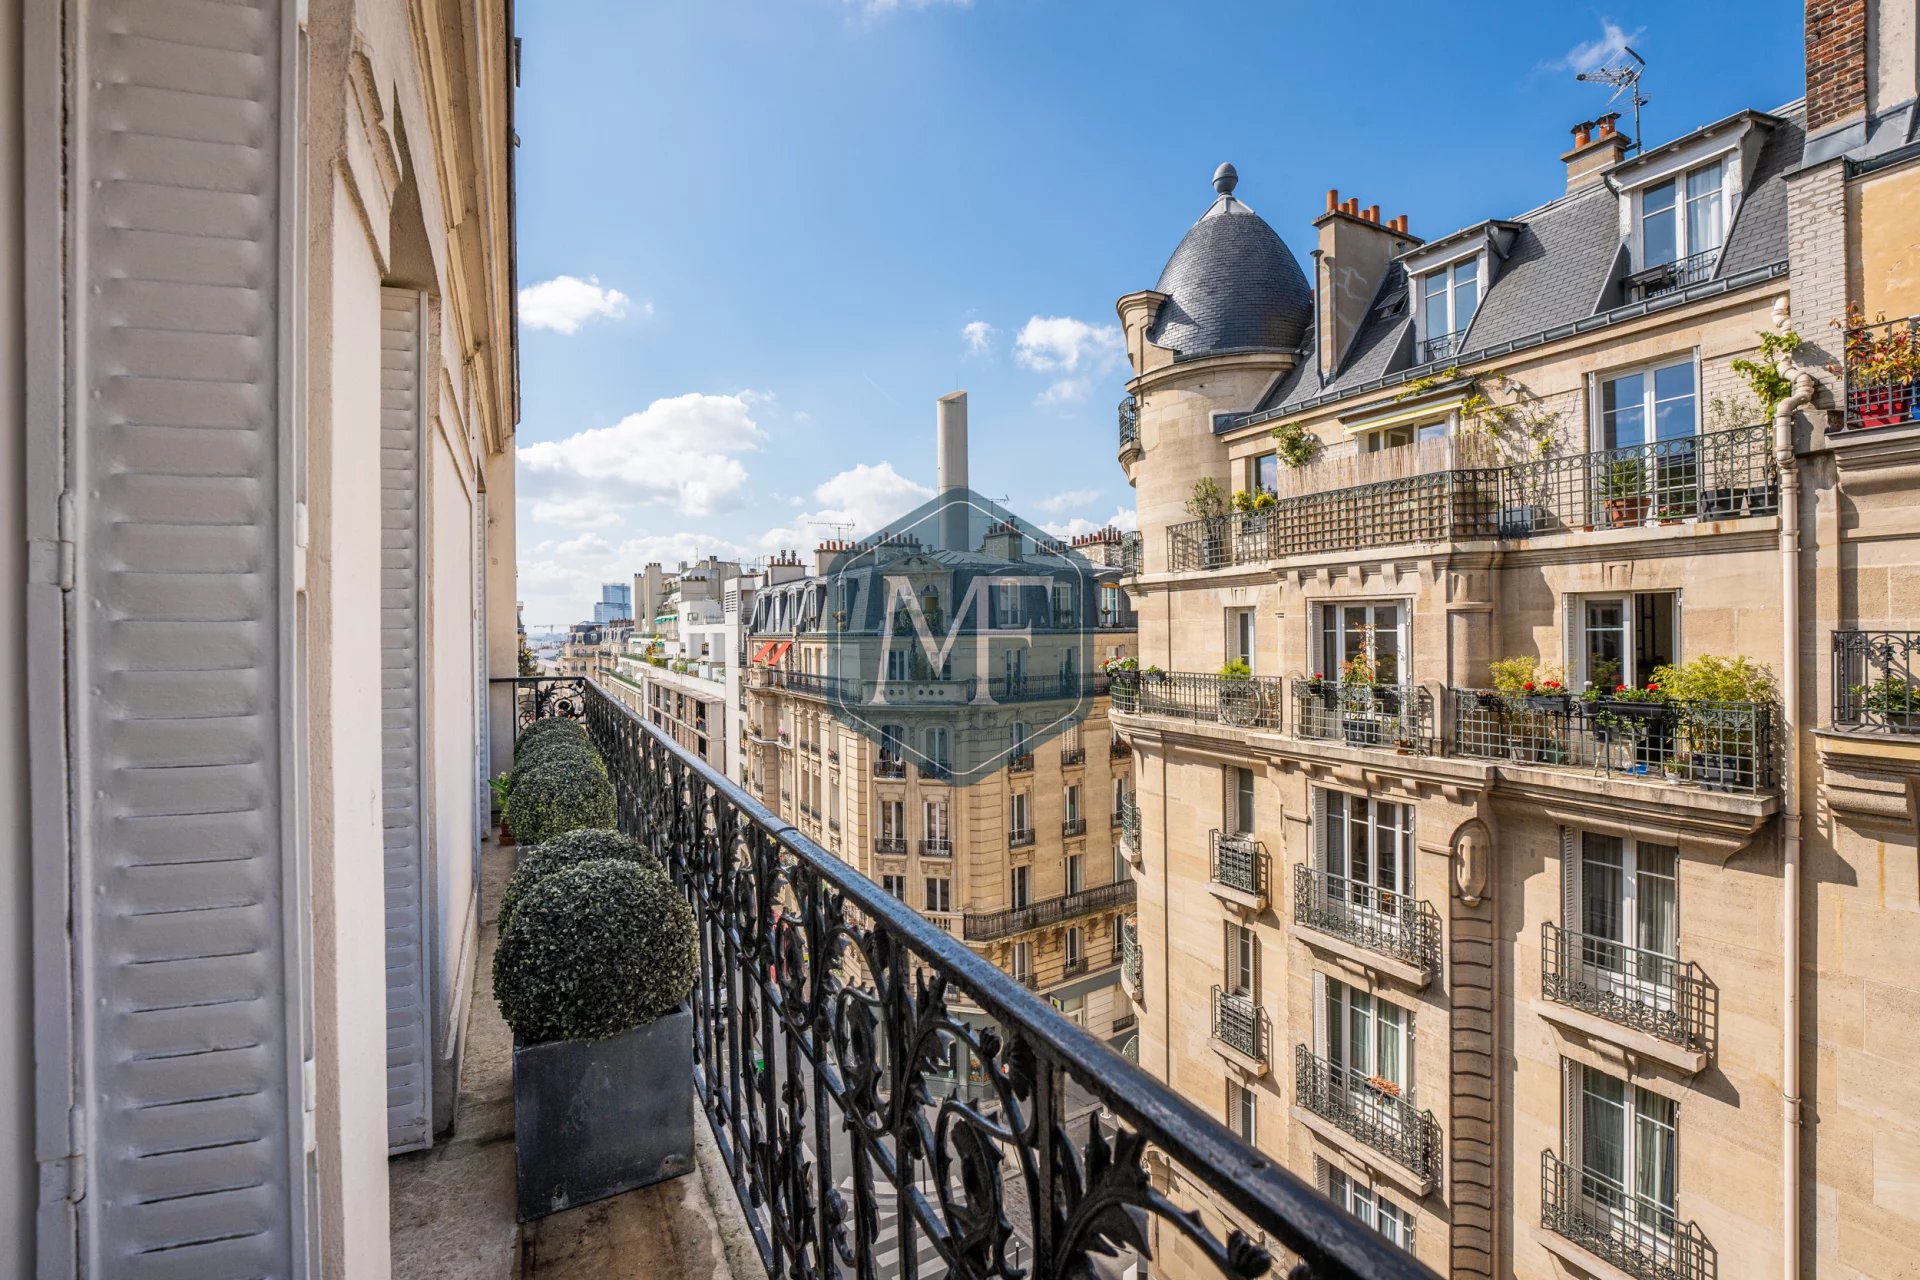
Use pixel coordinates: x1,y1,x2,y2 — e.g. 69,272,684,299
1009,753,1035,775
1109,670,1285,730
1839,314,1920,433
1542,1150,1715,1280
1111,736,1131,759
1292,680,1433,753
1121,920,1142,994
1009,827,1036,849
1831,630,1920,732
1210,831,1269,896
1063,955,1089,977
1062,817,1087,838
874,836,906,856
1119,794,1140,855
874,757,906,779
1541,922,1711,1053
573,678,1441,1280
1211,986,1264,1062
1294,1048,1442,1185
1627,246,1720,300
1449,690,1775,792
1060,747,1086,766
1418,330,1464,364
1118,394,1140,452
1292,865,1442,976
1162,426,1775,572
919,837,953,858
963,879,1137,942
1119,530,1144,577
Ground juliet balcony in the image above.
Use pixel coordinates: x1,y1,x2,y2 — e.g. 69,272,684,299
961,878,1137,942
1831,629,1920,733
1210,986,1266,1070
1542,1150,1715,1280
1294,1048,1442,1190
1541,922,1712,1067
1837,313,1920,434
1210,830,1270,908
1164,424,1776,572
1292,866,1442,982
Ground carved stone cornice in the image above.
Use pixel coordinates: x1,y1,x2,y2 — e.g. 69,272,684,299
1814,730,1920,837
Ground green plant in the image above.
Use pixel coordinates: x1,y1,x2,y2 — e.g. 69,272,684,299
1184,476,1227,519
1339,651,1379,686
489,772,513,809
504,753,618,846
1854,675,1920,716
518,636,542,678
1270,419,1319,468
514,731,609,781
514,716,589,763
1230,489,1280,513
1394,366,1462,401
1706,393,1763,433
1649,654,1778,705
1489,656,1561,693
1218,658,1252,680
1603,457,1646,501
1729,329,1804,419
499,828,664,935
493,859,698,1045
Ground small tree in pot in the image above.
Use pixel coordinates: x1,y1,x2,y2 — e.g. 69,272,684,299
499,827,664,935
495,857,699,1220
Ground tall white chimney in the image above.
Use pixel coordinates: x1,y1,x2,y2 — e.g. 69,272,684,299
936,391,969,551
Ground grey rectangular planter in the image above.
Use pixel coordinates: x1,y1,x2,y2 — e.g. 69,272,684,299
513,1003,695,1221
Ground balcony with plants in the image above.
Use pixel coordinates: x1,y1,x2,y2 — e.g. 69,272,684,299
1451,654,1777,794
1831,630,1920,734
1292,653,1433,755
1106,658,1285,731
1293,1048,1442,1189
1836,306,1920,434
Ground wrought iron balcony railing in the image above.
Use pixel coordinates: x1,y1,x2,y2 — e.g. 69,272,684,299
1210,830,1269,897
1831,630,1920,732
1111,735,1131,759
919,837,952,858
1839,314,1920,433
1292,866,1442,977
1294,1048,1441,1185
1541,922,1711,1053
1292,680,1433,753
1060,746,1086,766
963,879,1137,942
874,836,906,856
1449,690,1775,792
1118,393,1140,454
1211,987,1264,1063
1542,1150,1714,1280
1119,530,1144,578
1009,827,1036,849
573,677,1439,1280
874,756,906,779
1063,955,1089,978
1121,918,1142,995
1062,817,1087,838
1418,330,1464,364
1163,426,1776,572
1626,246,1720,300
1109,670,1285,730
1118,793,1139,855
1009,753,1035,775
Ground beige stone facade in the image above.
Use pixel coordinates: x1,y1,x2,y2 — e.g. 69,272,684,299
1115,18,1920,1280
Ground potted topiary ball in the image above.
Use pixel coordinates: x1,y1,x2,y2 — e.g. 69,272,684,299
497,827,663,935
494,858,699,1220
503,752,617,847
513,716,590,762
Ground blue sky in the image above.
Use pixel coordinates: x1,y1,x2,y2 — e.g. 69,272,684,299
513,0,1806,627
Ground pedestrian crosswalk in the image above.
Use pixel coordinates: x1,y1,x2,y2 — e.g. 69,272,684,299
838,1173,948,1279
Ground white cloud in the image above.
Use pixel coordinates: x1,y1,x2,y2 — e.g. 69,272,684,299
844,0,970,15
1036,377,1092,407
1014,315,1125,407
518,274,636,334
1041,507,1138,540
528,498,621,529
1037,487,1102,513
518,392,767,516
962,320,995,355
759,461,933,552
1544,19,1644,75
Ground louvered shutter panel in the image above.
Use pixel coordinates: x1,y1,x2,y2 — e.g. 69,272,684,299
1405,1008,1416,1095
1561,826,1581,928
475,491,490,841
1312,788,1329,871
1315,1157,1333,1198
54,0,311,1269
381,288,433,1152
1312,971,1329,1058
1564,595,1583,689
1562,1058,1583,1170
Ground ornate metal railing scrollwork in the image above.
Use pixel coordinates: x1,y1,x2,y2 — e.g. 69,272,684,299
577,677,1437,1280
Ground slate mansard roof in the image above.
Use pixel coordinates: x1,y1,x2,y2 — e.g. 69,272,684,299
1147,165,1315,360
1166,102,1805,426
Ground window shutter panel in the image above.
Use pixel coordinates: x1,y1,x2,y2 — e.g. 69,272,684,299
1561,826,1581,929
1564,594,1582,689
1315,1157,1333,1198
1405,1008,1416,1095
1312,971,1329,1058
1312,788,1329,872
1562,1058,1582,1168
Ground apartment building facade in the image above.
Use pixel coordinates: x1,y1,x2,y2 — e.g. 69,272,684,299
1116,10,1920,1280
743,522,1143,1062
1,0,520,1275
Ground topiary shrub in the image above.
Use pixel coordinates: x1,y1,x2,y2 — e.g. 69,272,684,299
499,828,663,935
513,731,608,780
504,754,617,847
514,716,590,764
493,859,699,1044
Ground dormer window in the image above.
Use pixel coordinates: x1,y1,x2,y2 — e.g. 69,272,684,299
1417,258,1479,364
1638,158,1726,291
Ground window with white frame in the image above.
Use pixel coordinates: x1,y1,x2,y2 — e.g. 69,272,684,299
1226,922,1256,997
1418,257,1480,360
1317,601,1406,684
1010,941,1033,982
1571,591,1678,692
1565,830,1679,993
924,799,948,842
1640,158,1726,271
1064,783,1082,824
1065,926,1083,969
1066,852,1084,895
995,581,1020,628
1229,1081,1257,1144
1112,776,1128,820
1597,359,1697,450
1564,1060,1678,1233
1316,974,1413,1097
1318,1161,1416,1252
1228,766,1255,835
1316,789,1414,912
1010,791,1030,836
879,798,904,842
1010,864,1031,909
1228,608,1255,671
925,876,951,913
925,725,950,768
882,874,906,899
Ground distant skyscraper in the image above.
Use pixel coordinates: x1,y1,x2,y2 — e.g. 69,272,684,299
593,581,632,625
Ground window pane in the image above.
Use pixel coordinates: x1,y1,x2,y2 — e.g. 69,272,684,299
1453,258,1479,324
1422,271,1448,338
1582,1067,1628,1189
1601,372,1648,449
1642,180,1677,265
1636,842,1679,959
1686,161,1724,255
1375,1001,1405,1087
1254,452,1278,494
1652,360,1697,442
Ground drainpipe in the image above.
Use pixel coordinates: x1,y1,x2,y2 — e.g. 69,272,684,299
1775,367,1815,1280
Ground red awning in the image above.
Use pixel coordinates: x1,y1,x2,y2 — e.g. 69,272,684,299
767,640,793,664
749,641,776,664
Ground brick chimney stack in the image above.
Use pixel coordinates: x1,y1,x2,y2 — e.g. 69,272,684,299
1313,188,1419,380
1561,113,1631,193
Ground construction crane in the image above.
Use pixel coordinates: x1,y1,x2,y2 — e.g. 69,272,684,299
1577,45,1648,155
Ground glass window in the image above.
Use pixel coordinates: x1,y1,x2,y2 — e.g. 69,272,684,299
1576,833,1679,982
1685,160,1725,258
1064,784,1081,823
1229,608,1255,669
1066,926,1083,967
1230,1081,1257,1144
1599,360,1696,450
1319,601,1405,684
1320,791,1414,905
924,725,949,768
1576,1064,1677,1221
1324,977,1412,1094
1228,923,1255,995
1230,767,1255,835
1324,1164,1416,1252
1009,791,1030,832
1066,852,1084,894
1579,591,1679,690
1252,452,1279,495
880,799,903,840
1452,257,1479,324
1641,178,1677,266
925,877,951,912
1422,270,1449,340
1011,941,1032,981
882,874,906,899
1010,864,1031,908
1419,257,1480,351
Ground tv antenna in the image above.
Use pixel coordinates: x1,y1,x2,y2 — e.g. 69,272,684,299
1576,45,1647,156
808,519,856,541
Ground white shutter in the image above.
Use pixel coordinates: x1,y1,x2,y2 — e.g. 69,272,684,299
1562,1058,1583,1170
1312,971,1329,1058
1564,595,1582,689
1315,1157,1333,1199
1312,788,1329,871
1404,1009,1416,1095
381,288,433,1152
1561,826,1581,929
475,490,490,841
43,0,313,1270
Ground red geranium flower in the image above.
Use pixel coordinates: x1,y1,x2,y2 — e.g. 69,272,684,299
1523,681,1536,691
1615,683,1628,692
